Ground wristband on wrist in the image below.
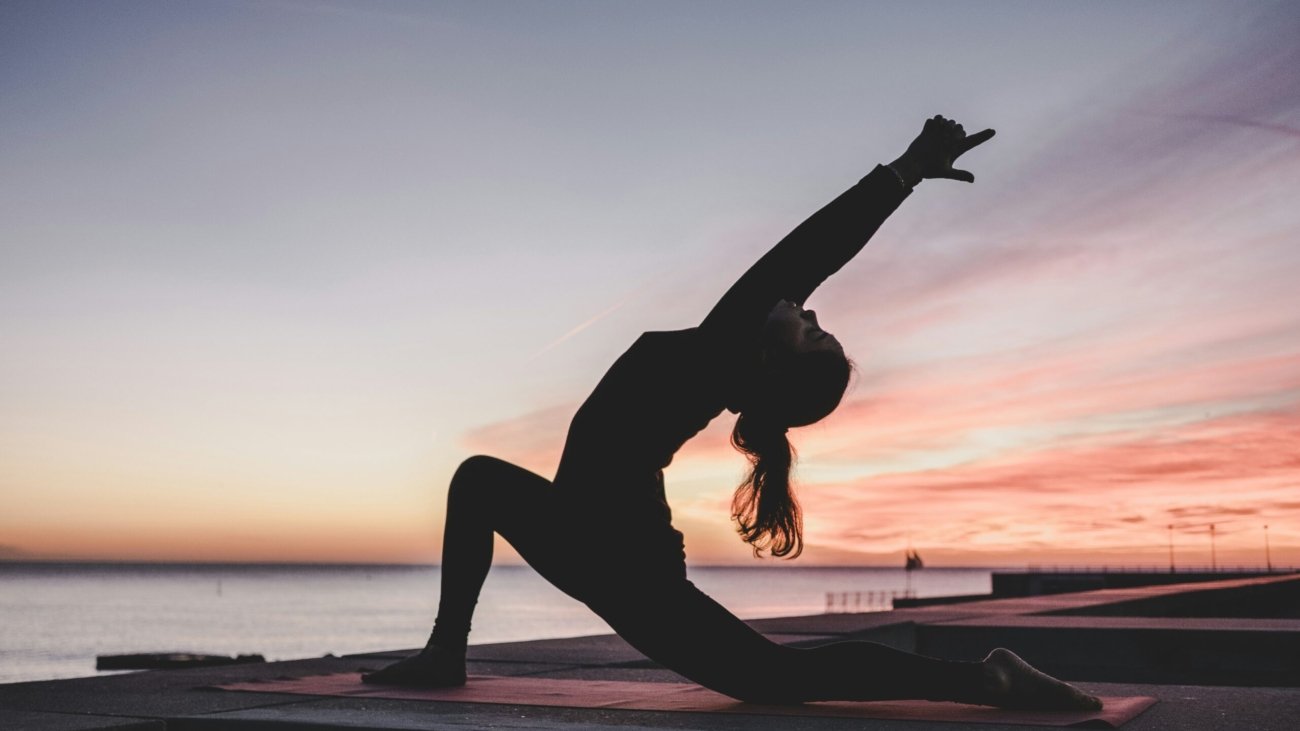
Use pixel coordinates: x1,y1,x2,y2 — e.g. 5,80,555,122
883,163,913,190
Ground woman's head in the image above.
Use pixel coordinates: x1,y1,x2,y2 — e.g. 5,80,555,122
730,299,854,559
763,298,844,356
754,299,852,428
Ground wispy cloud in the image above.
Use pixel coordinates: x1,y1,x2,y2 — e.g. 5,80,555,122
525,274,672,363
458,402,576,477
525,295,633,364
792,403,1300,560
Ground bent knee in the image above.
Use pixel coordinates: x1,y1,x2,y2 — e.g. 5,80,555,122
447,455,505,500
455,454,504,479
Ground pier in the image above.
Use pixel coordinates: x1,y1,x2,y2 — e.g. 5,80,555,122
992,566,1295,598
3,572,1298,729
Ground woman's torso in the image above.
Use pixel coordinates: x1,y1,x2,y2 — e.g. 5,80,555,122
552,327,748,565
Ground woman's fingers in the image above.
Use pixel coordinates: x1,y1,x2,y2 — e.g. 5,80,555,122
958,128,996,154
937,168,976,183
944,128,995,182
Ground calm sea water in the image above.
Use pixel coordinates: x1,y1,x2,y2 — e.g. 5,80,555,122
0,563,991,684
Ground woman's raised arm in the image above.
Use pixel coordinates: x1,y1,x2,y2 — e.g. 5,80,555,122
698,116,994,345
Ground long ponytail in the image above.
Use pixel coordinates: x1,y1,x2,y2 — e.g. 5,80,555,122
730,412,802,559
729,349,854,559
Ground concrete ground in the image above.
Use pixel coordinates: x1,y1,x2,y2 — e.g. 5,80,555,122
4,574,1299,730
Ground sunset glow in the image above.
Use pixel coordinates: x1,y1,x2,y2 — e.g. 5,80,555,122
2,1,1297,567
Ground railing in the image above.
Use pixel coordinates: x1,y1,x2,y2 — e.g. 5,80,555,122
824,589,916,613
821,566,1298,614
1019,565,1297,574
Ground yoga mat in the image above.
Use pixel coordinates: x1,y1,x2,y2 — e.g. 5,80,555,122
216,673,1156,727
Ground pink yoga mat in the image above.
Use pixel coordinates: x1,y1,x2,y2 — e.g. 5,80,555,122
216,672,1156,727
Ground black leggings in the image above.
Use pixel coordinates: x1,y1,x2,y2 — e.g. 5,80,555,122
429,455,986,704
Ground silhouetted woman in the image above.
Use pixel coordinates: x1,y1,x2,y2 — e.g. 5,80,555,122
364,116,1101,711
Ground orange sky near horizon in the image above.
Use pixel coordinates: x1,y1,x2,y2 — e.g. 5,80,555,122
2,2,1299,569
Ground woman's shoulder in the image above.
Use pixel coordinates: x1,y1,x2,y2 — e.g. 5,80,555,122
634,327,723,353
639,327,700,340
633,328,758,385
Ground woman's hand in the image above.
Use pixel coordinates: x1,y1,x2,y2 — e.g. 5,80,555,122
889,115,995,186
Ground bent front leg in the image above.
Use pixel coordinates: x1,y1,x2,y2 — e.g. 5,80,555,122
430,455,562,650
363,455,573,688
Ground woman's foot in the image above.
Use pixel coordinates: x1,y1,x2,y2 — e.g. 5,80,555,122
361,643,467,688
979,648,1102,711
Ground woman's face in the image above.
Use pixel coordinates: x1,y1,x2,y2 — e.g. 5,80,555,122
762,299,844,358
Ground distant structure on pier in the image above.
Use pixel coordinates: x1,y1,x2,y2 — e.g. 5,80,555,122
905,549,924,571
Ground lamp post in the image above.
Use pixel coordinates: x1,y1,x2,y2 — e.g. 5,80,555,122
1167,524,1175,573
1265,524,1272,572
1210,523,1217,571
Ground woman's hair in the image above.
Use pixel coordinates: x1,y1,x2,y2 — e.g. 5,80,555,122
731,350,853,559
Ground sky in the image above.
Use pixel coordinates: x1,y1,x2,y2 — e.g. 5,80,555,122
2,1,1298,567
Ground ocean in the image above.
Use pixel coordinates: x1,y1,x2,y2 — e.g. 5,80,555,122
0,563,992,684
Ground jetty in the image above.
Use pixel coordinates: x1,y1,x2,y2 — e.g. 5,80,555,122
2,572,1298,730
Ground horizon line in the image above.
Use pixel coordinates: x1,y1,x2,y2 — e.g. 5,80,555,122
1,558,1293,572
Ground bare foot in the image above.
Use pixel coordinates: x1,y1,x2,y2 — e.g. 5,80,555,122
980,648,1102,711
361,644,467,688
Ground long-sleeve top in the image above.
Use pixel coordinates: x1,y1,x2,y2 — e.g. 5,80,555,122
552,164,913,564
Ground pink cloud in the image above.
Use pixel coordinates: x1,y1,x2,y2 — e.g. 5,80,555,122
798,403,1300,561
457,402,576,478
